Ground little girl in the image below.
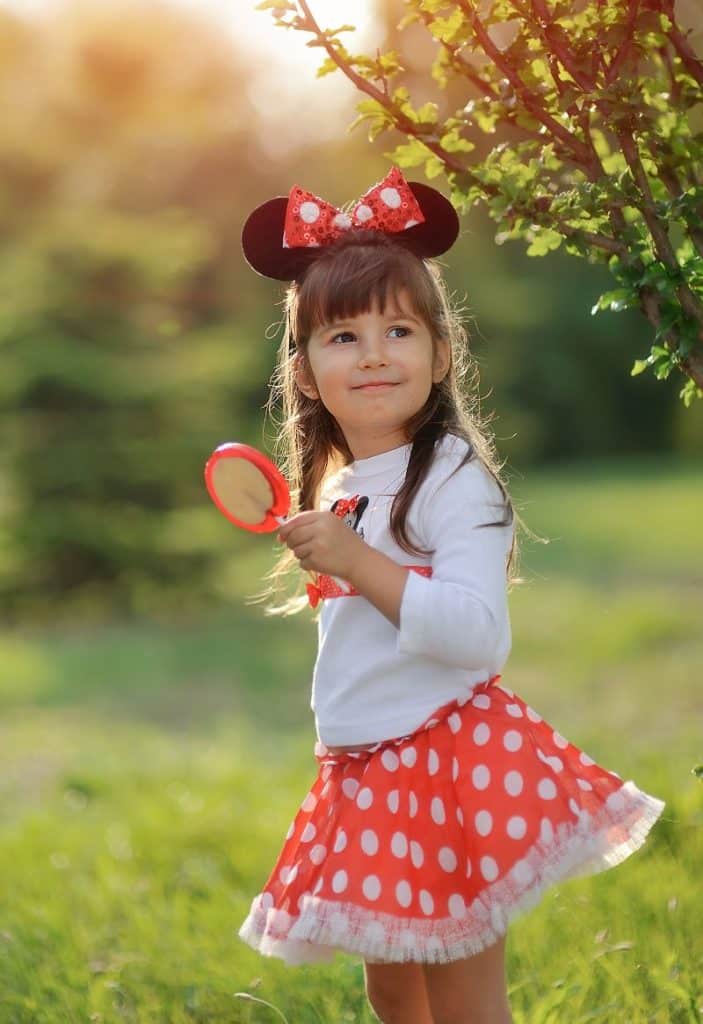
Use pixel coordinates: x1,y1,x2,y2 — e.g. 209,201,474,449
237,167,665,1024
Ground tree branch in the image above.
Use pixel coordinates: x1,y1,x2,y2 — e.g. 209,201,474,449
618,127,703,325
666,17,703,88
605,0,641,87
453,0,596,171
295,0,469,174
529,0,596,91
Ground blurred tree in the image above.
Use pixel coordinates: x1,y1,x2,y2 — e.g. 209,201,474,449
260,0,703,404
0,1,284,620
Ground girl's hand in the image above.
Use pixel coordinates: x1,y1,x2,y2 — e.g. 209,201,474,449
278,511,364,579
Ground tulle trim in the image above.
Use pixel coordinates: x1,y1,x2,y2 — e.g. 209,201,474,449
238,780,664,965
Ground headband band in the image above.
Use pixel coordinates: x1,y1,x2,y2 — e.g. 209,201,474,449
241,166,459,281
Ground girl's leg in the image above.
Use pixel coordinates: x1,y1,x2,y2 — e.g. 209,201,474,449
422,935,512,1024
363,961,434,1024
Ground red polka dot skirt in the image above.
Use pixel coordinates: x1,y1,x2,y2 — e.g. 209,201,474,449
239,676,664,965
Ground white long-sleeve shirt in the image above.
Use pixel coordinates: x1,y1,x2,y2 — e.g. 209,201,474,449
311,433,514,746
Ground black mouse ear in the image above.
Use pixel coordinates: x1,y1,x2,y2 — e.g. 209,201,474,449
241,197,317,281
400,182,460,260
241,170,460,282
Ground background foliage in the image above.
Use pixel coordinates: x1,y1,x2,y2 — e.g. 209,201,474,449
1,0,699,620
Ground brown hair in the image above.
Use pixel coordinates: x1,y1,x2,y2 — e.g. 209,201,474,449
257,230,518,614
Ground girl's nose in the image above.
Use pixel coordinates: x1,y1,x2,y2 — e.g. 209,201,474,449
358,337,389,367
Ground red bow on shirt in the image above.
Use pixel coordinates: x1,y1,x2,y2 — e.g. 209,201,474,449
333,496,361,519
283,167,425,251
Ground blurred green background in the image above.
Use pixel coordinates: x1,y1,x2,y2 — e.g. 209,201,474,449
0,1,701,1022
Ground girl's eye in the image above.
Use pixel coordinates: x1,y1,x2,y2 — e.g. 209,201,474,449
331,331,356,344
388,326,410,338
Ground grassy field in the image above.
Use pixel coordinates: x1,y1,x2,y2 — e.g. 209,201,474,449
0,457,701,1023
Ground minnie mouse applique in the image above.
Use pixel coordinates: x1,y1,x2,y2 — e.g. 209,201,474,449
330,495,369,539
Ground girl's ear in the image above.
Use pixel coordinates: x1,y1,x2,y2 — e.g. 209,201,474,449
293,352,320,400
432,338,451,384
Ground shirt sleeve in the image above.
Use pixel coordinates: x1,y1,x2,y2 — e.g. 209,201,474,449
397,456,513,670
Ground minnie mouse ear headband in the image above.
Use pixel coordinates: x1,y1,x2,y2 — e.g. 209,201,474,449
241,165,460,281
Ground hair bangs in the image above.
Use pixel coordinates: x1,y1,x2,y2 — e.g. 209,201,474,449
289,235,440,346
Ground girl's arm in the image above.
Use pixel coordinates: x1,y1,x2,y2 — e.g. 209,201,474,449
345,547,409,628
393,458,513,671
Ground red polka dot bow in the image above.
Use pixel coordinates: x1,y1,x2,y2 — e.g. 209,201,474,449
283,166,426,250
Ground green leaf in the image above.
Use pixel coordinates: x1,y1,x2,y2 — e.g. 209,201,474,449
630,358,650,376
526,228,563,257
386,139,431,169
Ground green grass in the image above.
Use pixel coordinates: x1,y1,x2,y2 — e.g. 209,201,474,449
0,457,701,1023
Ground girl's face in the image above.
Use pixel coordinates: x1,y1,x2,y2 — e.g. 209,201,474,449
295,289,450,460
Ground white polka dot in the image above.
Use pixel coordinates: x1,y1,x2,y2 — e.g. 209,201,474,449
472,764,490,790
260,891,274,910
387,789,400,813
310,844,326,865
333,829,347,853
401,746,417,768
480,856,499,882
507,815,527,839
448,893,466,919
569,797,580,816
579,751,595,766
301,823,316,843
332,212,352,230
526,706,542,723
547,755,564,773
427,749,440,775
536,748,549,764
420,889,434,915
475,810,493,836
279,864,298,885
332,869,348,893
356,787,374,810
362,875,381,901
410,840,424,868
456,806,464,826
363,920,385,944
577,778,593,791
313,877,323,896
538,778,557,800
553,731,569,749
404,218,420,229
512,859,534,886
381,749,399,772
391,832,408,858
506,703,523,718
380,186,401,208
341,778,359,799
361,829,379,855
431,797,446,825
448,712,462,734
473,723,491,746
503,730,523,752
301,792,317,811
439,847,458,872
465,858,472,878
409,791,418,818
452,757,459,781
396,880,412,908
355,203,373,223
285,822,294,840
540,818,554,844
300,201,321,224
505,770,524,796
472,693,491,710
